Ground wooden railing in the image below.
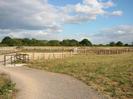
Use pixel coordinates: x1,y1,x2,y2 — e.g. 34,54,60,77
0,53,29,66
78,48,133,55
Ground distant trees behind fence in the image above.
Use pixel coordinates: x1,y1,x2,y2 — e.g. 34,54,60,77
0,36,92,46
0,36,132,47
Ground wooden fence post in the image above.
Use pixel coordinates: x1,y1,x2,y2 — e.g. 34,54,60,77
11,56,12,65
32,52,35,60
4,55,6,66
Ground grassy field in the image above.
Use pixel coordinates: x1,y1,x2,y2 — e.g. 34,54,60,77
28,52,133,99
0,73,16,99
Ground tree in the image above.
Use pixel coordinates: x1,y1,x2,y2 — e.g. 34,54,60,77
12,38,23,46
22,38,31,46
69,39,79,46
124,44,129,46
40,40,48,46
132,42,133,46
30,38,43,46
116,41,123,46
60,39,79,46
1,36,12,43
1,36,14,46
109,42,115,46
1,36,93,46
79,39,92,46
61,39,70,46
47,40,60,46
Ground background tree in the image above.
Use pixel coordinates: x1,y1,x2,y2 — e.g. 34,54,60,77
131,42,133,46
47,40,60,46
61,39,70,46
79,39,92,46
60,39,79,46
109,42,116,46
12,39,23,46
22,38,32,46
124,44,129,46
68,39,79,46
1,36,14,46
116,41,123,46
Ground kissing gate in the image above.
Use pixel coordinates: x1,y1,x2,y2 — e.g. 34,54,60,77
4,53,29,66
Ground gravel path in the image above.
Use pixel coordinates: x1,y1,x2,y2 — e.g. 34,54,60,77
0,66,106,99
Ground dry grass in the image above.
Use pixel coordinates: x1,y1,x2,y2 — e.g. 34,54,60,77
28,52,133,99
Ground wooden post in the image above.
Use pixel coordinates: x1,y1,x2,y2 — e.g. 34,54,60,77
4,55,6,66
43,53,45,60
62,52,63,59
27,55,29,62
11,56,13,65
32,52,35,60
13,55,15,67
23,54,25,63
53,53,55,59
48,54,50,59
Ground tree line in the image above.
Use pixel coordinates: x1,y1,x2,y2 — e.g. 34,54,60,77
0,36,92,46
0,36,132,47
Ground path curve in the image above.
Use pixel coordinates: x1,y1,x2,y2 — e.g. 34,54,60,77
0,66,106,99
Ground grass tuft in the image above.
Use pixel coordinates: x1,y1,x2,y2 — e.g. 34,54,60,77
0,73,16,99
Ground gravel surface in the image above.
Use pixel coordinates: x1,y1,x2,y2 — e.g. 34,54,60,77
0,66,106,99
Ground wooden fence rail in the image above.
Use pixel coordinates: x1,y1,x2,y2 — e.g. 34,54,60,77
0,53,29,66
78,48,133,55
25,52,74,61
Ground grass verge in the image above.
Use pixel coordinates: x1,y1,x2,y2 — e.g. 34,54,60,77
28,53,133,99
0,73,16,99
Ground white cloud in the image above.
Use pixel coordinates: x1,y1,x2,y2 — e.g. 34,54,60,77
90,25,133,44
76,0,114,14
0,0,61,30
65,0,122,23
0,29,61,40
100,1,113,8
109,11,123,16
75,4,105,15
83,0,101,7
0,0,123,39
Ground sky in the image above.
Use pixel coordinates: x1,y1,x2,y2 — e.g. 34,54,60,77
0,0,133,44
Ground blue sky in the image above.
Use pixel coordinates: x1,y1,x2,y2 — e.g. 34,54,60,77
0,0,133,44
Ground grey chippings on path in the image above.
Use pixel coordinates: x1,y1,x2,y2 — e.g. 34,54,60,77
0,66,106,99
